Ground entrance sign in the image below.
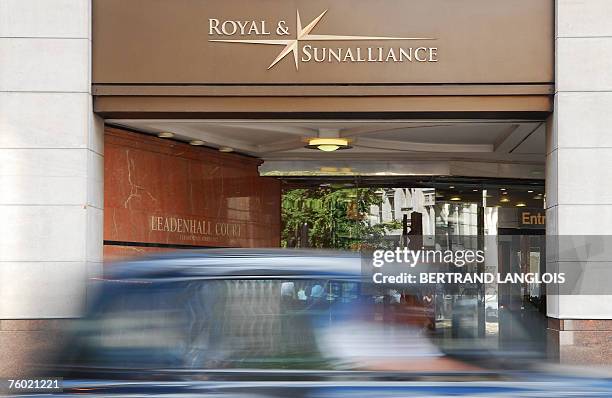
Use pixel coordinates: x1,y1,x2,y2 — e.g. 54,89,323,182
520,211,546,227
498,208,546,230
93,0,553,85
208,9,438,70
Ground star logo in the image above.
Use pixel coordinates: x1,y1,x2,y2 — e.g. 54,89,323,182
209,10,435,70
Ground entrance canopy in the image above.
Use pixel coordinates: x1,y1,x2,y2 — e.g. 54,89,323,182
92,0,553,118
95,0,551,179
107,119,546,180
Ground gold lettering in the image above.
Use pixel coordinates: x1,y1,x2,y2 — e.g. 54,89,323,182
522,212,546,225
385,47,398,62
429,47,438,62
343,48,356,62
301,44,312,62
415,47,428,62
367,47,377,62
230,224,241,237
261,21,271,35
522,212,531,224
149,216,244,238
209,19,221,35
314,47,325,62
355,47,365,62
247,21,258,35
399,48,412,62
328,48,341,63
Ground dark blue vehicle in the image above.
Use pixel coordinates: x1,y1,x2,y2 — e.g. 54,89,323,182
22,249,612,397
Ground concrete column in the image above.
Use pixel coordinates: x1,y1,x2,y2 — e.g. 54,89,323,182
0,0,103,376
547,0,612,363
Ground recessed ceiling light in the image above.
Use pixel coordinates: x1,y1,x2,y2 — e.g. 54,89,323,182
528,190,534,193
157,132,174,138
219,146,233,152
473,189,478,192
450,196,461,201
306,138,351,152
189,140,205,146
500,197,510,203
516,202,527,207
449,186,455,189
500,188,506,191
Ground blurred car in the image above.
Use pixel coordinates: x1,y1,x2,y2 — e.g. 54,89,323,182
23,249,612,397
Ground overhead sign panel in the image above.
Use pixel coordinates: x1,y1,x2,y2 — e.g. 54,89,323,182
93,0,553,85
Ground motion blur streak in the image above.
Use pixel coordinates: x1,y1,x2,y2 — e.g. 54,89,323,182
21,249,612,397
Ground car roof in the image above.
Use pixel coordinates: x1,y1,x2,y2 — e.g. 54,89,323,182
105,248,364,281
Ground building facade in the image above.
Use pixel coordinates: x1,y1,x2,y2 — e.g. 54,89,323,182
1,0,612,375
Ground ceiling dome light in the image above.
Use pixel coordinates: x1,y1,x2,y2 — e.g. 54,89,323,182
318,144,340,152
219,146,233,152
306,138,351,152
500,197,510,203
157,132,174,138
189,140,205,146
449,196,462,201
516,202,527,207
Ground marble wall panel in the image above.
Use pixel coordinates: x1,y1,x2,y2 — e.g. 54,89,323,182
103,127,281,257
